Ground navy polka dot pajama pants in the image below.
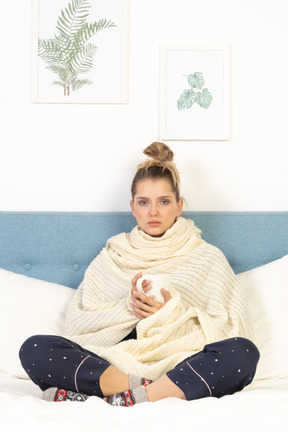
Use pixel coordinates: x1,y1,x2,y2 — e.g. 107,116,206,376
166,337,260,400
19,335,110,398
19,335,259,401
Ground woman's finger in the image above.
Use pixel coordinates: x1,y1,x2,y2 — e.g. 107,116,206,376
161,288,172,302
132,290,156,305
130,272,142,295
130,302,150,319
141,279,152,293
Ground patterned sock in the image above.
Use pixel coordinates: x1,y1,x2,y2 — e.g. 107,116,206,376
42,387,90,402
104,385,148,407
129,374,153,388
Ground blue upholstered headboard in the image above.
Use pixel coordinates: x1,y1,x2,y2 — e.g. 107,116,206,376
0,211,287,289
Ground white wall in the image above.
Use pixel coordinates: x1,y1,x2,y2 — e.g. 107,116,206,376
1,0,287,212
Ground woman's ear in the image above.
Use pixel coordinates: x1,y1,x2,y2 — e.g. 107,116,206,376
176,198,184,216
130,200,135,216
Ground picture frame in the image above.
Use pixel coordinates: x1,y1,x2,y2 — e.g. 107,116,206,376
32,0,129,104
159,45,231,141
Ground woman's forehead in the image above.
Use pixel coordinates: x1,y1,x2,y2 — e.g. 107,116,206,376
134,179,174,196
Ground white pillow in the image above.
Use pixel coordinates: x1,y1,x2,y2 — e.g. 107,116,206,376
236,254,288,381
0,268,74,379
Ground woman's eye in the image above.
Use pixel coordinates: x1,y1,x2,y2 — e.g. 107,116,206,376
139,201,148,205
161,200,169,205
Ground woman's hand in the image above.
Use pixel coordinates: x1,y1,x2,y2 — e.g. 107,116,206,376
130,272,172,319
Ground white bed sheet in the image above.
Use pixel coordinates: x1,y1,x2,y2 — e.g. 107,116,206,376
1,376,287,432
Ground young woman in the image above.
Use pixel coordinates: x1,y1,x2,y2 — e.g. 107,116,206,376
19,142,259,406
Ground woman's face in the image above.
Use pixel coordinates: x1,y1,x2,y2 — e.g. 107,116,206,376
130,179,183,237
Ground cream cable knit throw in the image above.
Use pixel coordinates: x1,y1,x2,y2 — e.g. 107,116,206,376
64,217,252,380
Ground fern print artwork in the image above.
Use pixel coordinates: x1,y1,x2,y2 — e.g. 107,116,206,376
177,72,213,110
38,0,116,96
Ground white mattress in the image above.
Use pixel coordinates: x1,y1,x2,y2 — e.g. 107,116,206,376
1,253,288,431
1,376,288,432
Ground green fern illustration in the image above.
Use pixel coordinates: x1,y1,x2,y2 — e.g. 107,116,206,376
177,72,213,110
38,0,116,96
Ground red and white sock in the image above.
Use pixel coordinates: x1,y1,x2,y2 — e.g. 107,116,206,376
104,385,148,407
129,374,153,388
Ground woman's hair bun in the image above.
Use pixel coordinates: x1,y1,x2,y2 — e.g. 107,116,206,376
131,141,180,200
143,142,174,163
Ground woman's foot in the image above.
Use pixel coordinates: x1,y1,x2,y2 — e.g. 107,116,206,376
42,387,90,402
104,385,148,406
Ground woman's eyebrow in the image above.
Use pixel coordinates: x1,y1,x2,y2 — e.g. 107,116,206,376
135,195,172,200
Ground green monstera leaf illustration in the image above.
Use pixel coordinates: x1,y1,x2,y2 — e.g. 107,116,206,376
177,72,213,110
187,72,205,90
177,89,198,110
196,88,213,109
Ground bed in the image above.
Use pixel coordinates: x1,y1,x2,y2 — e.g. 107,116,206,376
0,211,288,432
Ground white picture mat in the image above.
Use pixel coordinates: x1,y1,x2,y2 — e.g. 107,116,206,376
32,0,129,104
159,45,231,140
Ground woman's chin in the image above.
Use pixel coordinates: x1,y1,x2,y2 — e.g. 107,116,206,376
144,227,166,237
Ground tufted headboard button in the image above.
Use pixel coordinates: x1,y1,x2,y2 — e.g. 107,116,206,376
72,264,81,272
24,263,31,271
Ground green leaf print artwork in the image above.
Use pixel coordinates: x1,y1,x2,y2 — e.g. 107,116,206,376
177,72,213,110
38,0,116,96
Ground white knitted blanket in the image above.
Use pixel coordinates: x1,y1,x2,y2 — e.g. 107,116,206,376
64,217,252,380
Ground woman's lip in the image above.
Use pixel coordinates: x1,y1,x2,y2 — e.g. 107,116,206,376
148,221,161,226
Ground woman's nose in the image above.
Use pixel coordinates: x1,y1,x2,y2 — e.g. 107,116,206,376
149,203,158,215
